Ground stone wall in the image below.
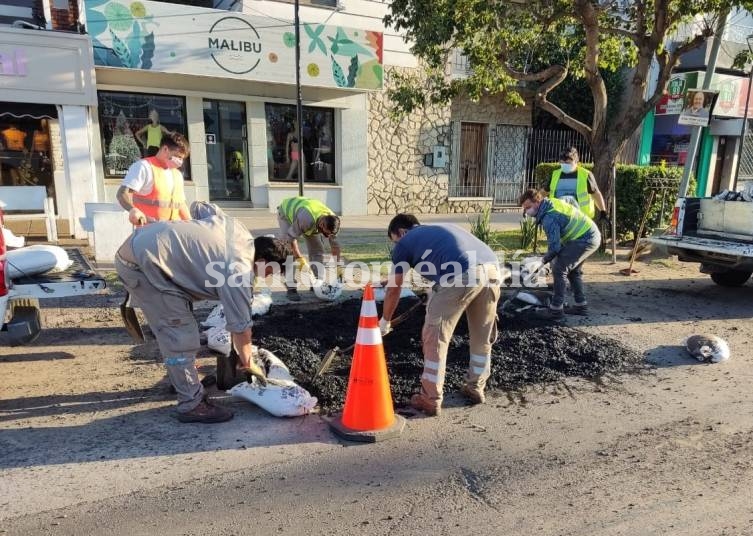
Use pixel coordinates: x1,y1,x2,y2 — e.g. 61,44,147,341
367,66,452,215
367,66,531,215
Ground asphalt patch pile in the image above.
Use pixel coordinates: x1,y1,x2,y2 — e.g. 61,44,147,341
253,298,644,413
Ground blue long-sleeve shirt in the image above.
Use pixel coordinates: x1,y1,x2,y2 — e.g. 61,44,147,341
534,198,598,262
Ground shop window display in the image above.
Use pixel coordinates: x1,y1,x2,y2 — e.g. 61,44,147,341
98,92,190,179
265,103,335,184
0,105,55,197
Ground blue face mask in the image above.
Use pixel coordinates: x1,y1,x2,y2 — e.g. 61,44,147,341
561,163,576,174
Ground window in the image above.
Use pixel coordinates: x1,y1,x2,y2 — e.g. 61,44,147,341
97,91,190,179
265,103,335,184
0,103,56,197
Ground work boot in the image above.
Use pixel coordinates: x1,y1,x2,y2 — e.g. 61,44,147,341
176,398,234,423
410,393,441,416
286,288,301,302
564,303,589,316
533,307,564,321
461,384,485,405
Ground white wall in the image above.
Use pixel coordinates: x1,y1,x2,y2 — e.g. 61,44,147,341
242,0,416,68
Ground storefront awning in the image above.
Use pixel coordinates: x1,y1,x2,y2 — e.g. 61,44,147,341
0,102,57,120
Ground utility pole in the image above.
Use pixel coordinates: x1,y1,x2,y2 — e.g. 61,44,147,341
294,0,304,196
678,10,729,197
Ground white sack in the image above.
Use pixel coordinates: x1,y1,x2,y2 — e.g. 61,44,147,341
685,334,730,363
228,346,317,417
2,227,24,248
205,325,231,357
6,245,72,278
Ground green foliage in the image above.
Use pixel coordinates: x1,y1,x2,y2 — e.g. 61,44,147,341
519,216,540,252
470,205,492,245
534,162,687,239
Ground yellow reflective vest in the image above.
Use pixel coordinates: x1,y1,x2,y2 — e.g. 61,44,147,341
549,167,596,219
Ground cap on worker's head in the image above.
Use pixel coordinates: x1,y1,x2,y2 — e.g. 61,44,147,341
320,214,340,236
559,146,579,163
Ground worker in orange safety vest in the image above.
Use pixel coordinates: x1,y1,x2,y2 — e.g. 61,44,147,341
117,132,191,226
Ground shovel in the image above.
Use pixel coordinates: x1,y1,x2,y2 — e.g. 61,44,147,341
120,292,145,343
311,298,423,381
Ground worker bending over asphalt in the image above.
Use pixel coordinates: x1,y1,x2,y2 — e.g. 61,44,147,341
276,196,342,301
519,189,601,320
115,202,292,423
379,214,501,417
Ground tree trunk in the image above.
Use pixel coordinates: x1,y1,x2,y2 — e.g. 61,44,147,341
590,139,620,197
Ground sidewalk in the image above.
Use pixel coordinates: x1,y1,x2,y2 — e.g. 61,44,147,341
229,209,522,246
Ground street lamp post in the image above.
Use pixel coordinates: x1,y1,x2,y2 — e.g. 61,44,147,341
732,34,753,191
294,0,304,196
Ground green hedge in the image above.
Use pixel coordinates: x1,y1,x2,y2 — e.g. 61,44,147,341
534,163,686,240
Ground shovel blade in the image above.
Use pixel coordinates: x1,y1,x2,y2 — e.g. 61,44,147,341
120,293,145,342
313,346,340,381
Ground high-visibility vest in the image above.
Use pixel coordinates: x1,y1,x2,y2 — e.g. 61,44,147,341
549,167,596,219
546,198,593,243
132,157,185,222
280,197,334,237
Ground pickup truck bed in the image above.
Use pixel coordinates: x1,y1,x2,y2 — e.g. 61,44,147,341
10,247,107,299
2,247,107,345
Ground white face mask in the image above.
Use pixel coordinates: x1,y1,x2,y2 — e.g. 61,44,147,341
524,206,538,217
560,162,576,174
168,156,184,169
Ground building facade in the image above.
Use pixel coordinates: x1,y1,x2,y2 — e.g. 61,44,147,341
640,11,753,196
0,24,97,238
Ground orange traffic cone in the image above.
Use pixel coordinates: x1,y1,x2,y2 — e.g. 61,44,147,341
329,284,406,442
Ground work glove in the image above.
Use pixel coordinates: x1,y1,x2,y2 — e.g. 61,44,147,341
128,207,147,226
541,253,555,265
378,317,392,336
296,257,309,272
597,210,611,227
243,360,267,386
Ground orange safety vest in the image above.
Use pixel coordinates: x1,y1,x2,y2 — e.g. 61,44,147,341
132,157,185,222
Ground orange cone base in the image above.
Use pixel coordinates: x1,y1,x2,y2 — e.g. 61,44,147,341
327,413,406,443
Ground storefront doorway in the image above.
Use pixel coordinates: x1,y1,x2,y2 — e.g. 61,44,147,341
203,99,250,203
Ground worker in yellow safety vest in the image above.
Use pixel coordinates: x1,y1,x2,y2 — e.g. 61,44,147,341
545,146,607,222
276,196,342,301
117,132,191,226
520,189,601,321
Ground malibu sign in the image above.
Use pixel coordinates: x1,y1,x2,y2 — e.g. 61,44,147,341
208,17,262,75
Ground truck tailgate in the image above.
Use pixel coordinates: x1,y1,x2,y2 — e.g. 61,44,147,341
10,247,107,299
650,235,753,258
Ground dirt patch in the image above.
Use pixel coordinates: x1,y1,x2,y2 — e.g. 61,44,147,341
252,297,645,413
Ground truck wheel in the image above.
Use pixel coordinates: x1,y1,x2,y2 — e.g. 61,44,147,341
710,270,752,287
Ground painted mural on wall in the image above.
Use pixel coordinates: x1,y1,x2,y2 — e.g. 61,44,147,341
85,0,383,90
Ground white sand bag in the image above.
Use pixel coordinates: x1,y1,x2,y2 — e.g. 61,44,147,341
252,292,273,316
25,245,72,273
6,245,71,278
205,325,231,357
2,227,24,248
684,334,730,363
201,303,226,329
312,279,343,301
228,347,317,417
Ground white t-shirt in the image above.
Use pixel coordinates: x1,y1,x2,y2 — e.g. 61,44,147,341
122,159,179,196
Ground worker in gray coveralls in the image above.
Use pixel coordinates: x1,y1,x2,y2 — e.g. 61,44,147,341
115,202,292,423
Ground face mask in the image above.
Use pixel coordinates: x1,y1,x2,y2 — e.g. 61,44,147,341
168,156,184,168
524,206,538,217
560,163,576,174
